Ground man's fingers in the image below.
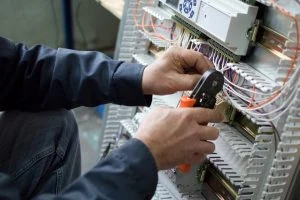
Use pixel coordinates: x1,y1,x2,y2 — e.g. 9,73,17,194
169,46,212,74
196,126,219,141
175,74,201,91
184,154,207,165
198,141,215,154
204,56,214,68
186,141,215,156
189,108,224,123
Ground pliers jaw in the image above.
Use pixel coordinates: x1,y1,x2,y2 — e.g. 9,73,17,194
190,68,224,108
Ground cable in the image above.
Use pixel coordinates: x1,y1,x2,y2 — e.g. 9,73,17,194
224,73,275,96
222,1,300,113
134,0,181,44
223,60,300,114
141,12,178,43
247,86,256,109
225,83,298,121
249,88,297,117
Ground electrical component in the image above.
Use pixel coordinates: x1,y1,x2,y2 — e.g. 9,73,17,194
204,166,239,200
231,110,273,142
160,0,259,55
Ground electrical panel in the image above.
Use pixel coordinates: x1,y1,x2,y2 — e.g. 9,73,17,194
98,0,300,199
160,0,259,55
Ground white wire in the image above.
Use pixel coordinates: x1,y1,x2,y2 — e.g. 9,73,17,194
252,90,297,122
224,86,252,103
225,80,298,120
228,65,300,111
187,34,299,121
225,62,300,96
209,49,215,60
195,40,300,121
224,84,272,103
248,86,297,117
224,74,276,96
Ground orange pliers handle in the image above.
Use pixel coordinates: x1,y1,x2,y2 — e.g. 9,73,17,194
177,96,196,173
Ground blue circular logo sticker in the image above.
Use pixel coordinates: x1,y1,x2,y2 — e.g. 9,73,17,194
183,0,193,14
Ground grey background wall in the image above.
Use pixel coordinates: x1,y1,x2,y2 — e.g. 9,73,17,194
0,0,119,52
0,0,120,172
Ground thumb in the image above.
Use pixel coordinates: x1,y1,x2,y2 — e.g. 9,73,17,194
175,74,201,91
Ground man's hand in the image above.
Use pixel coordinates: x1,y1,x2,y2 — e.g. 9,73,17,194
134,107,222,170
142,46,213,95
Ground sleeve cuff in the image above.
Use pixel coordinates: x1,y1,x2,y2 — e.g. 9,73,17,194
112,62,152,106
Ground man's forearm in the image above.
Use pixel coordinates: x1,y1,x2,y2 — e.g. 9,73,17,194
0,37,151,111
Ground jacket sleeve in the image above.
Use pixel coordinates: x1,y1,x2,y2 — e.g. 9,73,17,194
38,139,158,200
0,37,152,111
0,139,158,200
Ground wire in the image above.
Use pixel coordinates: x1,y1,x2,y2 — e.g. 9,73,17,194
222,59,300,114
141,12,179,43
247,85,256,109
224,82,298,121
251,87,297,117
134,0,299,121
269,0,299,86
134,0,181,44
224,84,276,106
221,1,300,114
223,73,275,96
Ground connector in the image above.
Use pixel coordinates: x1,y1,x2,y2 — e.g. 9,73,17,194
209,39,241,62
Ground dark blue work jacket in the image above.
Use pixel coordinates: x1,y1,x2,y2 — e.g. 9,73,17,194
0,37,158,199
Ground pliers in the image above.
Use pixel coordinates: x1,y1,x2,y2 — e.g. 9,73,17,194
177,68,224,173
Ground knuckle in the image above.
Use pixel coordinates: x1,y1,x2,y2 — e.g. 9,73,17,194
191,127,200,139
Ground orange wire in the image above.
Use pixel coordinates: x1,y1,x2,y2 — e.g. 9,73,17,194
270,0,299,85
133,0,177,41
141,12,178,43
247,86,256,109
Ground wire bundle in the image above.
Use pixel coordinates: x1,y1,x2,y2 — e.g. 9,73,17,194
133,0,300,122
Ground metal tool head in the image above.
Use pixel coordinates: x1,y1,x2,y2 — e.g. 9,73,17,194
190,68,224,108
